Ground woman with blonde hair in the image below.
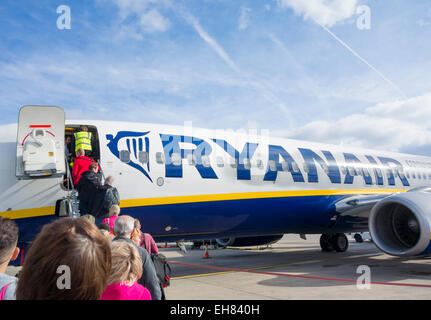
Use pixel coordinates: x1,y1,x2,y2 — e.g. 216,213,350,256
100,241,151,300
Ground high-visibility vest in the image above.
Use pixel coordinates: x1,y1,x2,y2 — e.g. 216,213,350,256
74,131,92,152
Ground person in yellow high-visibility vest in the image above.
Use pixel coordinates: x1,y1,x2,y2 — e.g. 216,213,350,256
73,125,94,157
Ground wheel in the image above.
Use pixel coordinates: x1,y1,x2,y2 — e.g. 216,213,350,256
332,233,349,252
354,233,364,243
320,233,334,252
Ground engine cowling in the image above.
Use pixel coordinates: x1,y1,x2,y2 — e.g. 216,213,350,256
216,234,284,247
369,190,431,256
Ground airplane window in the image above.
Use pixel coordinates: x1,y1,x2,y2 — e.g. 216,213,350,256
187,154,196,166
418,173,422,180
322,163,329,174
292,162,300,173
256,159,264,169
303,162,310,173
412,172,416,179
406,172,410,179
242,158,251,170
377,170,382,178
341,166,347,175
281,161,288,172
216,156,224,168
156,152,165,164
172,153,182,166
138,151,149,164
202,155,211,168
268,160,277,171
348,167,355,176
119,150,130,163
423,173,427,179
230,158,237,168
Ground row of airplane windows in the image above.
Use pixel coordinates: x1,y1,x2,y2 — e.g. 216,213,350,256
118,150,431,181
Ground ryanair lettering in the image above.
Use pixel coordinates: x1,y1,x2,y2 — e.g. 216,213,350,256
109,132,410,186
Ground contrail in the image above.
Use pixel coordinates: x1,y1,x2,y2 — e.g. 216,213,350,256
319,23,407,99
179,9,295,128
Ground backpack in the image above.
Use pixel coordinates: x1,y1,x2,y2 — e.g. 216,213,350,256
141,239,172,288
103,187,120,211
150,253,172,288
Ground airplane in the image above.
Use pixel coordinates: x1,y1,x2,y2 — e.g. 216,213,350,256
1,105,431,266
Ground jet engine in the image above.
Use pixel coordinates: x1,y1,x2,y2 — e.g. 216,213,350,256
369,189,431,256
216,234,284,247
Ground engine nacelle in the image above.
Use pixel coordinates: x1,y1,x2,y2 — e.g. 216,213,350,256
369,190,431,256
216,234,284,247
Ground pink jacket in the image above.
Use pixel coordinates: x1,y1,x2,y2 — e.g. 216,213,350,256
140,233,159,255
102,215,119,232
100,282,152,300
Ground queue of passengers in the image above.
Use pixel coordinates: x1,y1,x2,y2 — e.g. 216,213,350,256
0,213,162,300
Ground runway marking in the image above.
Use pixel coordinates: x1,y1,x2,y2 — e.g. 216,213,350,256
347,253,381,259
169,261,431,288
170,259,326,280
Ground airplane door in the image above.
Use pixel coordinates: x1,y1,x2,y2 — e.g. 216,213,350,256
16,105,66,179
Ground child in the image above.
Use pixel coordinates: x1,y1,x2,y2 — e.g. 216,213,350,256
0,217,20,300
100,241,151,300
102,204,120,233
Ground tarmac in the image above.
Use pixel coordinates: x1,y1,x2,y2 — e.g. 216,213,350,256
161,234,431,300
6,234,431,300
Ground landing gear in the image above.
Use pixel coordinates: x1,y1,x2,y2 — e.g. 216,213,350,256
320,233,349,252
354,233,364,243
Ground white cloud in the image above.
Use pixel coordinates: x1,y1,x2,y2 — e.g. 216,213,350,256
139,9,170,33
238,7,251,30
275,0,358,27
112,0,170,34
281,93,431,153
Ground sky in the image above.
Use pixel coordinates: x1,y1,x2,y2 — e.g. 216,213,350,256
1,0,431,156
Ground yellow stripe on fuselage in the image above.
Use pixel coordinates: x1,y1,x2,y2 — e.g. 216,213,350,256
0,188,408,220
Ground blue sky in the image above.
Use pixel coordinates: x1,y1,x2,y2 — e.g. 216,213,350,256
1,0,431,155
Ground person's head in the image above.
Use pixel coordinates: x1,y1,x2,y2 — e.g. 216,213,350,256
108,241,142,286
65,136,71,144
134,219,141,231
104,176,114,186
113,215,135,238
89,162,98,173
80,125,88,132
0,217,19,272
80,214,95,224
16,217,111,300
109,204,120,218
98,223,110,233
76,148,85,157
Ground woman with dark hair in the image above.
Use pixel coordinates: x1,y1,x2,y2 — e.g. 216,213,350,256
16,217,111,300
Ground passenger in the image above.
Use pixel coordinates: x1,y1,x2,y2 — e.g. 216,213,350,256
72,125,95,158
104,175,114,187
134,219,159,255
80,214,96,224
65,135,72,163
113,215,162,300
16,217,111,300
76,162,107,216
72,148,95,186
102,204,121,233
99,223,115,241
131,221,142,247
100,241,151,300
0,217,20,300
